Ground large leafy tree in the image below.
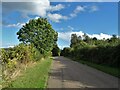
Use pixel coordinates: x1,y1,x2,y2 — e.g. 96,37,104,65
17,18,58,54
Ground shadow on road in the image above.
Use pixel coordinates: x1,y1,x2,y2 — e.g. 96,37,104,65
47,56,119,89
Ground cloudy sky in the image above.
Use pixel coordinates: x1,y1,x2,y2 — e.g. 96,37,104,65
1,0,119,49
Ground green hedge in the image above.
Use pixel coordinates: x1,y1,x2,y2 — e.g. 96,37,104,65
61,44,120,68
1,43,44,82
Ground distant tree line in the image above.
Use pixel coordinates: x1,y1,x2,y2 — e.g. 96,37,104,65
61,33,120,68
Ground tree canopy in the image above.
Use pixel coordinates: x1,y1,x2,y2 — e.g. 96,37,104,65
52,44,60,56
17,18,58,54
61,34,120,67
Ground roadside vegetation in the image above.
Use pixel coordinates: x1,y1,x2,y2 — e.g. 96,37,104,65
61,33,120,78
5,58,52,88
1,18,58,89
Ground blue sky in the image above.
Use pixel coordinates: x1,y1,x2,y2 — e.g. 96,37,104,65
1,0,118,49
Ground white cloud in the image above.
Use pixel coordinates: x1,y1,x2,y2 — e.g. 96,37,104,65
21,13,30,19
3,0,50,17
70,13,77,17
68,26,74,31
58,30,112,42
3,1,100,24
58,32,71,41
28,0,50,17
88,33,112,39
0,45,15,48
7,23,25,28
48,4,65,12
8,45,15,48
69,5,99,18
89,5,99,12
70,6,85,17
71,31,85,37
47,13,68,22
75,6,85,13
34,16,40,20
58,31,85,41
3,0,67,23
59,45,69,49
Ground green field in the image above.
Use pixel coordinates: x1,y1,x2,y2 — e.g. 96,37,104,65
3,58,52,88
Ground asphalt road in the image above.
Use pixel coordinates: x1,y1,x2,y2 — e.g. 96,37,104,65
47,56,119,89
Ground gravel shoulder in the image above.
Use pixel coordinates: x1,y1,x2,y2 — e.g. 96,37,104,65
47,56,119,88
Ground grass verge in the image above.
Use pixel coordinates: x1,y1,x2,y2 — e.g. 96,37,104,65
4,57,52,88
78,60,119,78
0,64,2,89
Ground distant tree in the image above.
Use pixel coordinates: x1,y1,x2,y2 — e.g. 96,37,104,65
92,37,97,41
112,34,117,38
83,33,91,44
78,36,82,40
70,34,79,48
52,44,60,56
17,18,58,54
60,47,71,56
111,34,117,42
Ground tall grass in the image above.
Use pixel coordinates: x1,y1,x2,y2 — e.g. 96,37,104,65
4,58,52,88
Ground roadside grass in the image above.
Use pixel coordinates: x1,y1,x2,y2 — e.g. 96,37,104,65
0,64,2,89
78,60,119,78
5,57,52,88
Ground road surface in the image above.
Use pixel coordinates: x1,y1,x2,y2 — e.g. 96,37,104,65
47,56,119,89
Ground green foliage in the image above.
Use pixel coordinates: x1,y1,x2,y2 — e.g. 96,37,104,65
61,47,72,57
3,58,52,88
17,18,58,54
70,34,79,48
1,43,42,64
1,49,9,64
1,43,43,83
2,18,58,87
52,44,60,56
61,34,120,68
